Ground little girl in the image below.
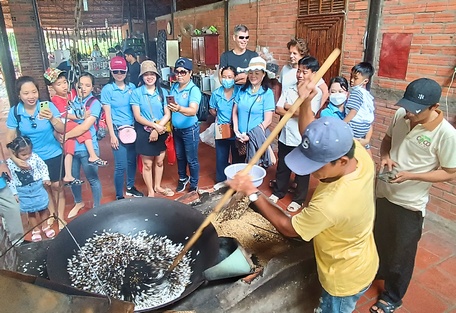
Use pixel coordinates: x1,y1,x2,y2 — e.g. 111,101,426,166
6,136,55,242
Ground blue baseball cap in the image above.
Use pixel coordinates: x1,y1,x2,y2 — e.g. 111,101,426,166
175,57,193,71
285,117,354,175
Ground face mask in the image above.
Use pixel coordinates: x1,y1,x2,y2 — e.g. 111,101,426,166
329,93,347,106
221,78,235,89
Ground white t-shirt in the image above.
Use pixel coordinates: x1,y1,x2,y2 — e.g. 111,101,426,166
276,85,322,147
376,108,456,214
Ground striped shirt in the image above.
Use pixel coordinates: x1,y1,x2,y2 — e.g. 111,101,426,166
345,87,374,138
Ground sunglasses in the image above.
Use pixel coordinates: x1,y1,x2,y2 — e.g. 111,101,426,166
174,70,189,76
238,36,250,40
29,116,37,129
112,70,127,75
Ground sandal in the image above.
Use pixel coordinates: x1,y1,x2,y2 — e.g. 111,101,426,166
287,201,302,213
155,187,175,197
64,178,84,187
42,225,56,239
370,299,402,313
89,158,108,167
31,230,42,242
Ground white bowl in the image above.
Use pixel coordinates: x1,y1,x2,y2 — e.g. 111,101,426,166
224,163,266,187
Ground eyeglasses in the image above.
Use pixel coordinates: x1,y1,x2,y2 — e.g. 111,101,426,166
29,116,37,129
238,36,250,40
112,70,127,75
174,70,189,76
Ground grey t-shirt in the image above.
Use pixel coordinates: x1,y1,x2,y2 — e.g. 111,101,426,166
220,49,258,71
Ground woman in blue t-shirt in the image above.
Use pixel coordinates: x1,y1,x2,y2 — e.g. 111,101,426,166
209,66,242,182
131,60,173,198
6,76,65,229
64,73,103,218
168,58,202,193
232,57,275,160
101,56,143,200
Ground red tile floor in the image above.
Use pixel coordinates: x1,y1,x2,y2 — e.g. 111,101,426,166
2,106,455,311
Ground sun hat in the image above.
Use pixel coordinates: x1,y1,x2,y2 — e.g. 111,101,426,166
139,60,161,77
285,117,354,176
396,78,442,114
109,56,128,71
237,56,275,79
43,67,66,84
174,57,193,71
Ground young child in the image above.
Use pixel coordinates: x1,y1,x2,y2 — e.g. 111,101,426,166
320,76,349,119
6,136,55,242
343,62,375,150
43,67,107,186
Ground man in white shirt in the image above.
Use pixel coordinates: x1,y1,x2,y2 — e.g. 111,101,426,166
371,78,456,313
270,56,322,212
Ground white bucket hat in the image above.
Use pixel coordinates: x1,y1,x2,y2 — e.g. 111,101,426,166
237,56,275,79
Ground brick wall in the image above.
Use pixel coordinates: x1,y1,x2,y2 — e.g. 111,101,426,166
155,0,456,222
8,0,48,100
376,0,456,98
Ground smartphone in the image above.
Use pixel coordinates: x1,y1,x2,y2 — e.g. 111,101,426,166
40,101,50,110
166,95,175,104
377,168,398,183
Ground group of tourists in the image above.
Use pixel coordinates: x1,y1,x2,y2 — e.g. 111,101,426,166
0,23,455,313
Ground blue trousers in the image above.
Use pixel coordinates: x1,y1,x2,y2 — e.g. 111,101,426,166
71,149,102,207
315,284,369,313
215,138,244,182
173,123,200,189
112,129,137,198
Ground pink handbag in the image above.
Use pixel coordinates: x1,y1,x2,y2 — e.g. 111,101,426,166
117,125,137,144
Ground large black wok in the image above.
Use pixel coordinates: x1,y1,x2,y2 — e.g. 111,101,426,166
46,197,220,311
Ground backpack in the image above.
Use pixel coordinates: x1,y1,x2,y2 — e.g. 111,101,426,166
85,96,107,141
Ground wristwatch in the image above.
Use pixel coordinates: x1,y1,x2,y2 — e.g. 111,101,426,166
248,191,261,203
0,160,5,165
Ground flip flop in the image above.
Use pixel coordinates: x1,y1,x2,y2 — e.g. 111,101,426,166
31,230,42,242
42,225,56,239
370,299,402,313
64,178,84,187
155,187,175,197
89,158,108,167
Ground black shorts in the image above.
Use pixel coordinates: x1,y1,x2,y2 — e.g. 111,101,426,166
44,154,65,182
135,123,168,156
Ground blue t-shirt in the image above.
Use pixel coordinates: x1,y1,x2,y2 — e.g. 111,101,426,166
101,82,136,126
209,85,239,124
70,94,101,152
130,85,168,122
320,102,346,120
170,81,202,129
6,101,62,160
235,87,275,133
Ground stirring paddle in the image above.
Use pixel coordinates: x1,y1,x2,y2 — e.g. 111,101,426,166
151,48,341,284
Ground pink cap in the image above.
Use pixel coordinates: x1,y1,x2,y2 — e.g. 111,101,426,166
109,56,128,71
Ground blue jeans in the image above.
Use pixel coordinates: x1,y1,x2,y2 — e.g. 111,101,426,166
112,129,137,198
173,123,200,189
215,138,241,182
315,284,370,313
70,149,102,207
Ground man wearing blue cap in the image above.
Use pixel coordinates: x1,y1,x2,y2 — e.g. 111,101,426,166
371,78,456,313
228,86,379,313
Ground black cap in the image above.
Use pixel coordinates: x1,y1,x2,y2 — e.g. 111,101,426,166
396,78,442,114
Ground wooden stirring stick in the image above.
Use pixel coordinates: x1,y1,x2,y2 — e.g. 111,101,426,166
161,48,341,278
